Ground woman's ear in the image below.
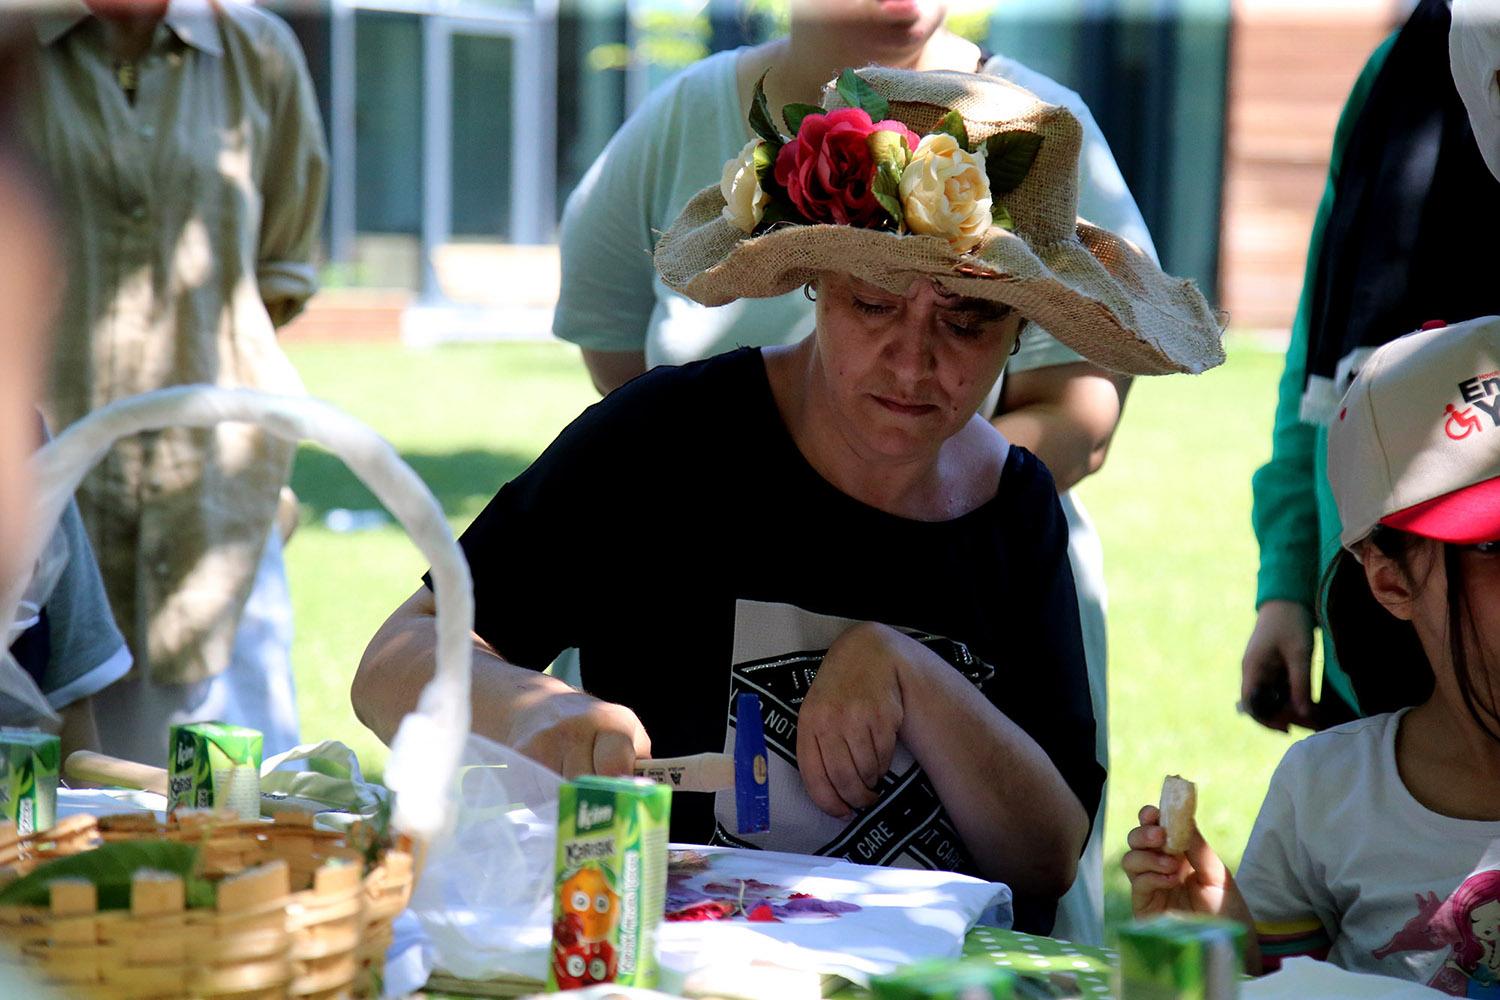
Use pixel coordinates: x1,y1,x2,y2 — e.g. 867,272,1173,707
1361,544,1420,621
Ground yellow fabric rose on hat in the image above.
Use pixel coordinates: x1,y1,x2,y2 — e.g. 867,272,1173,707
720,138,771,233
898,133,991,252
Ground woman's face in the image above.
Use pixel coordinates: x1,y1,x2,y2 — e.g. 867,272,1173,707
810,272,1019,464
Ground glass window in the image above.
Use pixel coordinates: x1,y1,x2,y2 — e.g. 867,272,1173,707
449,33,515,239
355,11,423,235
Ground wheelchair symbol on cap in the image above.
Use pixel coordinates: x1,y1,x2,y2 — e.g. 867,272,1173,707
1446,404,1483,440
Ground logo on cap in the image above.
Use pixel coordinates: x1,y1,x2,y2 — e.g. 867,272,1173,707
1451,369,1500,440
1447,404,1484,440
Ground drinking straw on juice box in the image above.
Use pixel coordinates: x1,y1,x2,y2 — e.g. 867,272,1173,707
168,721,262,820
0,728,59,835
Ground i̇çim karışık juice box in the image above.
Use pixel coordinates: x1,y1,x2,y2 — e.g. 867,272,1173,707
168,721,262,820
0,728,59,835
549,775,670,990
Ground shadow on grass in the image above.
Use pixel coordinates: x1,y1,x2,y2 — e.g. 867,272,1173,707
290,446,528,521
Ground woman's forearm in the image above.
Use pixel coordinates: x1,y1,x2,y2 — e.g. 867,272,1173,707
895,640,1089,895
353,586,577,746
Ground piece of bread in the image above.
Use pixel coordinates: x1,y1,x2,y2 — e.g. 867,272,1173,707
1159,774,1197,855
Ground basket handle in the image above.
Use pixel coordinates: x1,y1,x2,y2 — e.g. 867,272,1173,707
3,386,474,842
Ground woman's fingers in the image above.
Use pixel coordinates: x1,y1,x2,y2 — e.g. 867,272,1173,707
798,728,853,819
817,732,879,812
591,729,639,777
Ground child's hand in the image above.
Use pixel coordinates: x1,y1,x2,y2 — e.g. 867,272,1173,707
1122,805,1249,920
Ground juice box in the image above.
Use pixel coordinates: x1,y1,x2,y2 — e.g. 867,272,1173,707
548,775,670,991
1116,915,1247,1000
0,729,59,835
168,721,262,820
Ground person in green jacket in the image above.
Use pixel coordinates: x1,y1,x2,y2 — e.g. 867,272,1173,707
1243,0,1500,730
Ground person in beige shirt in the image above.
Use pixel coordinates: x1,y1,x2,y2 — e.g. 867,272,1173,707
18,0,328,764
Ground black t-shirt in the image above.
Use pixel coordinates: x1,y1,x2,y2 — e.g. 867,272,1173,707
451,348,1101,910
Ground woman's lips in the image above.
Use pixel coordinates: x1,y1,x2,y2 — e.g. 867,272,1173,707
873,395,938,417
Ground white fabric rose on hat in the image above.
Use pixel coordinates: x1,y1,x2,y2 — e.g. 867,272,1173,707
898,133,991,252
720,138,771,233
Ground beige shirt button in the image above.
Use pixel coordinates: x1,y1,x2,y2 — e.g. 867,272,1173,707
130,204,147,221
141,124,155,138
155,561,170,576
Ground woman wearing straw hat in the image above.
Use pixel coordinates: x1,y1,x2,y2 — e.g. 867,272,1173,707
356,67,1222,932
553,1,1157,945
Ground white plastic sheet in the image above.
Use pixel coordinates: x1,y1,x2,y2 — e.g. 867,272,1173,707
1243,957,1448,999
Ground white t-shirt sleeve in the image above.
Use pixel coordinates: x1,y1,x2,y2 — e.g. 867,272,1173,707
1237,742,1340,963
553,53,744,355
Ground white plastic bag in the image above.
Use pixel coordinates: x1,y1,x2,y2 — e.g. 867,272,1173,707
403,732,562,982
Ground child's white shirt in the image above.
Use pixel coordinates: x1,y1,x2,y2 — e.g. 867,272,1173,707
1239,709,1500,995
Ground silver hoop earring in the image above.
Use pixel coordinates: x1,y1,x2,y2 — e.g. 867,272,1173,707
802,283,817,302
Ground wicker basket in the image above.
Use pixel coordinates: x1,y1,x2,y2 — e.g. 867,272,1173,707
0,810,414,1000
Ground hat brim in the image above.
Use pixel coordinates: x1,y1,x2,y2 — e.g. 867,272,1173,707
1380,474,1500,545
653,185,1226,376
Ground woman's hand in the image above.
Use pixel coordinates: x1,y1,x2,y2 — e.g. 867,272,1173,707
797,621,910,818
506,690,652,779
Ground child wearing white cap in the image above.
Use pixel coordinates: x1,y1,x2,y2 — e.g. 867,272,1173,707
1122,315,1500,991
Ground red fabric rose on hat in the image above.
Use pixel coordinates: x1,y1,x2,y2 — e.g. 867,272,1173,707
774,108,920,228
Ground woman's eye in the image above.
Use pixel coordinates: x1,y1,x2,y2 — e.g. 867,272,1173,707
942,316,987,339
851,297,892,315
1474,540,1500,555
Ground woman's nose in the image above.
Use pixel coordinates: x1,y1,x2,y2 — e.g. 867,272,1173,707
880,317,937,376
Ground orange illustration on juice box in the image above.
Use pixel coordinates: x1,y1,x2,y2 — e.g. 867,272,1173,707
549,776,670,990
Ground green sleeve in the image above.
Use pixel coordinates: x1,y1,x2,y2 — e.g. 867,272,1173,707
1251,33,1397,609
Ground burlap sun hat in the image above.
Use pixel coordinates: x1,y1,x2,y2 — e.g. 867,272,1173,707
653,66,1225,376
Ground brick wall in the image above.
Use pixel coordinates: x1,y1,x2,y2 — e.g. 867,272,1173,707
1219,1,1402,331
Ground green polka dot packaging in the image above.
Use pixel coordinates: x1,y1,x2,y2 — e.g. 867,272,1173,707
870,956,1060,1000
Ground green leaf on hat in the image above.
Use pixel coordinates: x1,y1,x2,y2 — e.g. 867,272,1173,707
836,68,890,121
992,203,1016,231
748,70,785,147
873,162,905,232
934,109,970,150
783,102,823,135
984,131,1044,195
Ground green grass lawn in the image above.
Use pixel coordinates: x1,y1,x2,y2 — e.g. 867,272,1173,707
281,335,1303,941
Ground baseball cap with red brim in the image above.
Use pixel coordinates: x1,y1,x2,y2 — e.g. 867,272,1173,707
1381,474,1500,544
1328,315,1500,551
